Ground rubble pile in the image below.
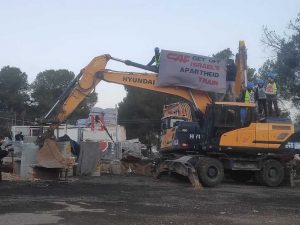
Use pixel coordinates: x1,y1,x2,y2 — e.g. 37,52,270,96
1,172,20,181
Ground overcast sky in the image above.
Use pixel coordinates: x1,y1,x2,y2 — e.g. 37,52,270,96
0,0,299,108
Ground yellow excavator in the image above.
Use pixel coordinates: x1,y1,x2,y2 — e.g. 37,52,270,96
37,41,300,188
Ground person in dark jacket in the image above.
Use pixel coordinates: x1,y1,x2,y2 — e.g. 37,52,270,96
224,59,237,101
15,132,24,141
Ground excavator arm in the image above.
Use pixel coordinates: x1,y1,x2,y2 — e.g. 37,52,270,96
46,39,248,126
235,40,247,97
36,54,211,176
44,54,211,128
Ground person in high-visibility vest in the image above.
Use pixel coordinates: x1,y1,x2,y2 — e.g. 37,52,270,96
147,47,160,73
242,81,255,103
240,81,255,125
255,79,267,117
265,73,280,116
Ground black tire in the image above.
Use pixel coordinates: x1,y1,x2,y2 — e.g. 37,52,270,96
230,171,253,183
259,159,284,187
196,158,224,187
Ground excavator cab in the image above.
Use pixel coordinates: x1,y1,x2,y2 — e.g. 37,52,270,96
205,102,256,148
160,116,192,152
160,102,257,154
207,102,256,132
161,117,187,131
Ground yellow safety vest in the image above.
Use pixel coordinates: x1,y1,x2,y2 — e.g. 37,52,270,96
155,55,160,66
244,90,255,103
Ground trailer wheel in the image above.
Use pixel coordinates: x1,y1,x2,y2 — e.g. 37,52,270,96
230,171,253,183
196,158,224,187
259,159,284,187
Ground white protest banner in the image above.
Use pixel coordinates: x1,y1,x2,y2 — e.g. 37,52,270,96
157,50,227,93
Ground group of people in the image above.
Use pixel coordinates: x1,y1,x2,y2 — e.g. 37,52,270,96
241,73,280,117
149,48,280,117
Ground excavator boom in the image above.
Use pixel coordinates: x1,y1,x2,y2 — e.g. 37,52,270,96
37,54,211,176
235,40,247,96
44,55,211,128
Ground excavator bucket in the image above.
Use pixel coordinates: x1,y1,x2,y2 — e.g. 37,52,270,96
155,156,202,190
36,139,75,169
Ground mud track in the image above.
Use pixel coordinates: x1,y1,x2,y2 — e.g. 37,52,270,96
0,175,299,225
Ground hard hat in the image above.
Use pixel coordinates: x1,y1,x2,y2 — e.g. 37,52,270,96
155,47,160,53
247,82,253,89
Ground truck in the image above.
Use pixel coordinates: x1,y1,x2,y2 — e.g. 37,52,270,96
37,41,300,188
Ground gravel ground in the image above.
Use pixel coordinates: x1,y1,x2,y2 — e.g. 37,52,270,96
0,174,299,225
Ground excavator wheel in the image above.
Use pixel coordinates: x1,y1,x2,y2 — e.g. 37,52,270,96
196,158,224,187
258,159,284,187
230,171,253,183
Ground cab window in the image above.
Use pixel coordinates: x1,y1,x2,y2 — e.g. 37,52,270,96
170,118,184,128
214,106,238,127
161,118,185,130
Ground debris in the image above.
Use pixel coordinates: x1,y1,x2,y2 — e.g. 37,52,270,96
1,172,20,181
36,139,75,169
121,139,143,160
121,161,153,176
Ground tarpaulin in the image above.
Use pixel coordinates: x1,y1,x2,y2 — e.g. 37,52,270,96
158,50,227,93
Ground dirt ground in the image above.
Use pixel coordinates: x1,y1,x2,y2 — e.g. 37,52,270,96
0,174,299,225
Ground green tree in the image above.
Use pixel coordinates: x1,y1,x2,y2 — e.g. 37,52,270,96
0,66,29,114
261,13,300,106
118,87,181,146
30,69,97,123
247,67,257,83
213,48,234,60
0,66,30,136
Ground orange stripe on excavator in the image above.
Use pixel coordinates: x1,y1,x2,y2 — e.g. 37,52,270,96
220,123,294,150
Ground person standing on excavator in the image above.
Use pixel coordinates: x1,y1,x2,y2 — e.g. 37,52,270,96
255,79,268,117
240,81,255,125
147,47,160,73
242,81,255,103
224,59,237,101
265,73,280,116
